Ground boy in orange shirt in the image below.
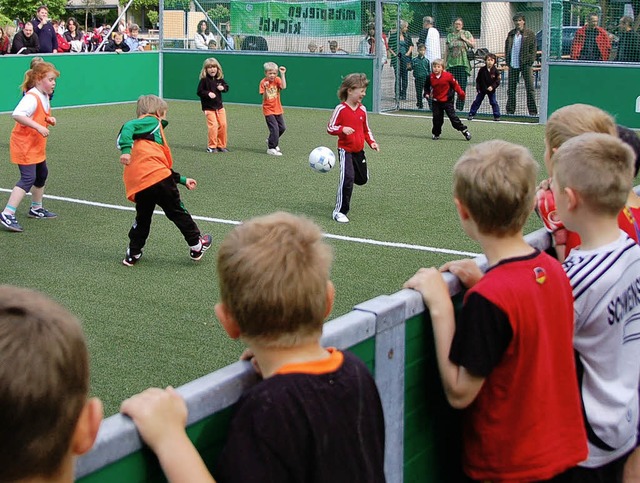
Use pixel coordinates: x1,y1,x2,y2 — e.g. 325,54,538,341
116,95,212,266
259,61,287,156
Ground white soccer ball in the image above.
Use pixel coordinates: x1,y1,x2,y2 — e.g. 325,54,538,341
309,146,336,173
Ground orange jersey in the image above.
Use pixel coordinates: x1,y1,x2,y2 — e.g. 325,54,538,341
259,76,283,116
118,115,173,202
10,92,50,165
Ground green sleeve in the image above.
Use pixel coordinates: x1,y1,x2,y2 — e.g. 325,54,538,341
116,116,161,154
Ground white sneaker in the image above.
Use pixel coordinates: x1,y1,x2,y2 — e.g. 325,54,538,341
275,146,281,152
333,213,349,223
267,148,282,156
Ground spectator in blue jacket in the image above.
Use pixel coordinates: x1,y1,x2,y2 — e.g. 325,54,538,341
31,5,58,53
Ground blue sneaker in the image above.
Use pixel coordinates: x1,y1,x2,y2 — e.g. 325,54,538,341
28,207,57,219
190,234,213,261
0,212,23,232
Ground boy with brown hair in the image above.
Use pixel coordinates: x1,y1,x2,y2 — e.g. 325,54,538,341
551,133,640,481
0,285,103,483
121,212,386,482
117,94,212,266
404,140,587,481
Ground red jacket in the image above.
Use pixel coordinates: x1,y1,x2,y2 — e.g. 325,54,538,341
424,70,465,103
571,25,611,60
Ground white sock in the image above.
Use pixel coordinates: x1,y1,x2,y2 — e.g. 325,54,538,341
190,241,202,251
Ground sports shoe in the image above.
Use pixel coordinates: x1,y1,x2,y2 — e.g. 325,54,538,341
218,148,229,152
467,114,474,121
28,207,57,219
190,234,213,261
267,148,282,156
462,130,472,141
333,213,349,223
275,146,281,152
122,249,142,267
206,147,216,153
494,117,501,122
432,135,440,140
0,212,23,232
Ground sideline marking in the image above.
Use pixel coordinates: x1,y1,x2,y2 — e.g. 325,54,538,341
0,188,480,257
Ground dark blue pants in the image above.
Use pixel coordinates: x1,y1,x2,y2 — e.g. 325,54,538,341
469,90,501,118
265,114,286,149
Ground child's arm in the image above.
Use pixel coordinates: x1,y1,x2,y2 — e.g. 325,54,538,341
279,66,287,89
196,78,209,100
13,114,49,137
121,387,216,483
362,109,379,151
404,268,485,408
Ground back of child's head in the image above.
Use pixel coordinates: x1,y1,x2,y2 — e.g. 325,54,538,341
136,94,168,117
617,125,640,177
485,52,497,62
217,212,333,348
553,133,634,216
21,60,59,92
0,285,89,481
200,57,223,79
546,104,617,153
431,58,444,68
30,55,45,69
337,72,369,101
454,140,538,236
263,61,278,73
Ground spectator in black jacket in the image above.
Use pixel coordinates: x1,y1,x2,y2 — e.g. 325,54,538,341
31,5,57,53
617,16,640,62
104,31,130,53
10,23,40,54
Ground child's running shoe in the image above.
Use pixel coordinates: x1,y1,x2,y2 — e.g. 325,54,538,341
28,207,57,219
190,234,213,261
462,130,472,141
122,249,142,267
0,212,23,232
432,135,440,140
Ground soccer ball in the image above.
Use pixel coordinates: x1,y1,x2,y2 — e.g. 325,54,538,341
309,146,336,173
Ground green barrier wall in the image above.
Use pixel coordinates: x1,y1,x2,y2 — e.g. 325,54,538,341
162,52,374,111
0,53,160,113
547,63,640,127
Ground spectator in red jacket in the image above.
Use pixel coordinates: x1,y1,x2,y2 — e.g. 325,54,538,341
571,14,611,61
0,27,10,54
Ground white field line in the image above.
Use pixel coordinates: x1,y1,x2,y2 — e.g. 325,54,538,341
0,188,480,257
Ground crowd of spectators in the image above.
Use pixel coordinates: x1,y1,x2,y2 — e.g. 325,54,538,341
0,5,153,55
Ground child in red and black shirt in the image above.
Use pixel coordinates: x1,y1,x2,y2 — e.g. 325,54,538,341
327,73,379,224
424,58,471,141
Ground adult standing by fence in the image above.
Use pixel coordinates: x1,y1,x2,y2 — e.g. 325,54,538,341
504,13,538,116
418,16,441,63
388,20,413,101
31,5,57,53
616,16,640,62
570,14,611,61
445,18,474,111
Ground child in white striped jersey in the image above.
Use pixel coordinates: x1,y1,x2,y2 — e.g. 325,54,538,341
552,132,640,481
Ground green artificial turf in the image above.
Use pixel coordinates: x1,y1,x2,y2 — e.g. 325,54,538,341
0,101,548,414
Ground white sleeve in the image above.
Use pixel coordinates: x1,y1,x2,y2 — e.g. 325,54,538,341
427,29,442,61
194,33,206,49
12,94,38,118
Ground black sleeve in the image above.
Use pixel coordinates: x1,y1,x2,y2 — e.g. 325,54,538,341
220,79,229,93
171,170,181,184
121,42,130,52
423,75,431,93
196,78,208,99
29,34,40,54
449,292,513,377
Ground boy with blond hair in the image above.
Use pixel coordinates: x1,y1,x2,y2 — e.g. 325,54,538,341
121,212,386,482
117,94,212,266
551,133,640,480
259,61,287,156
0,285,103,483
405,140,587,481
